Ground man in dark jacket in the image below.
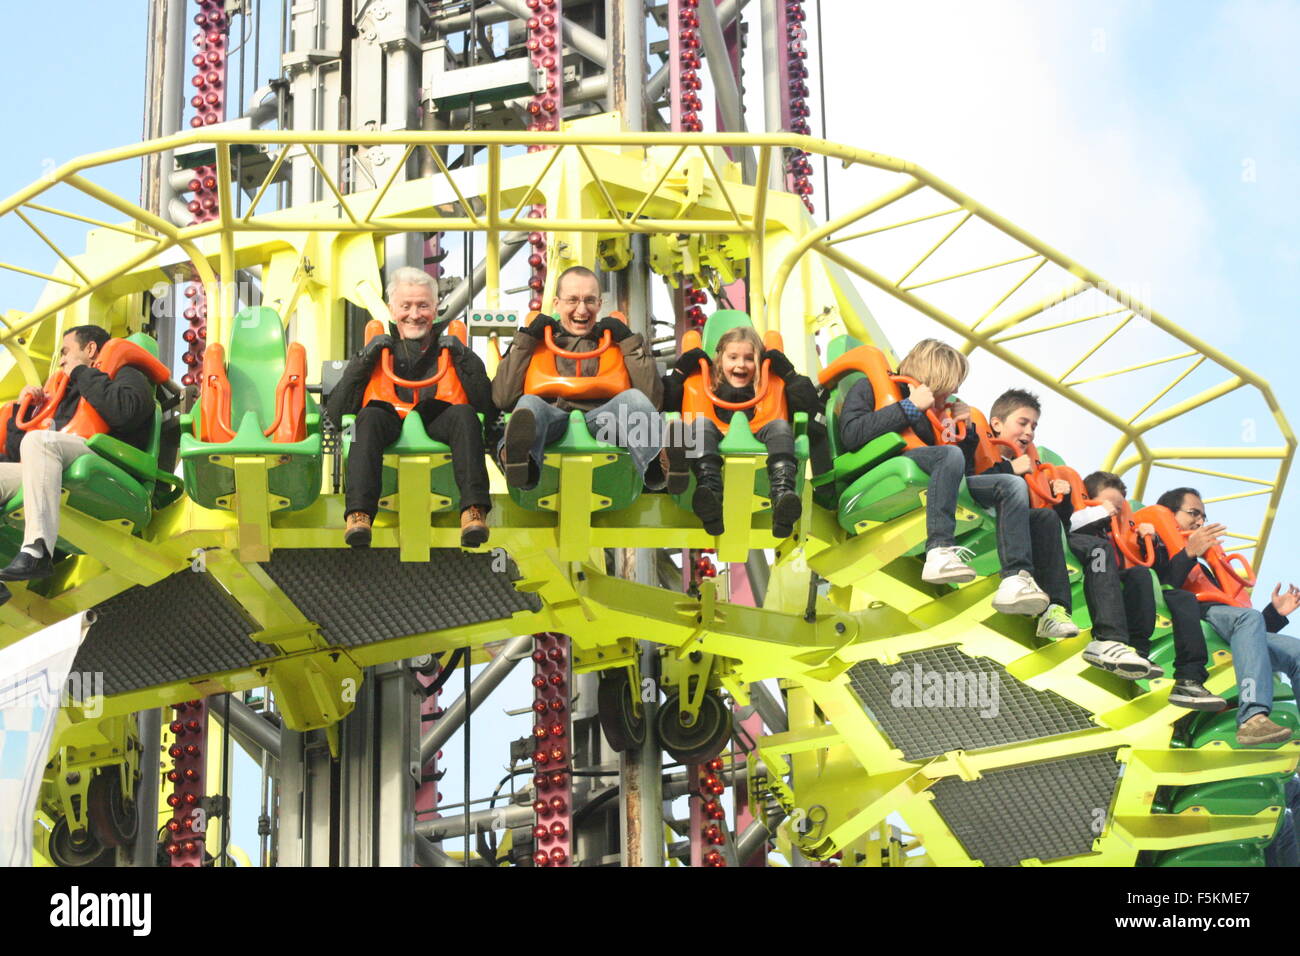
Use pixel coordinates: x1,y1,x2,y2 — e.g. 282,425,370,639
326,267,495,549
1152,486,1300,746
491,265,685,493
0,325,154,581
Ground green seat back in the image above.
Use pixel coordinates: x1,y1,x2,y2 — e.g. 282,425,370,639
226,306,287,429
700,310,754,355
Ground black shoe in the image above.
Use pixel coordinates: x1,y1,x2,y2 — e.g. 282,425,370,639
502,408,537,490
0,583,10,606
692,456,725,536
0,545,53,582
767,457,802,539
1168,680,1228,712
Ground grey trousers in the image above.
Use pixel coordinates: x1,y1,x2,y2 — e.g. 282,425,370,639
0,430,93,549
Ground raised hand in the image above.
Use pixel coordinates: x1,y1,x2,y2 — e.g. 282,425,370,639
673,348,710,377
1185,522,1227,558
1050,478,1072,498
763,349,796,379
909,383,935,411
526,313,558,339
595,315,633,342
1271,583,1300,618
1009,454,1033,476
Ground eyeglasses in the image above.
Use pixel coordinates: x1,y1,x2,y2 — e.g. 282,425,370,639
559,296,601,309
1180,507,1207,521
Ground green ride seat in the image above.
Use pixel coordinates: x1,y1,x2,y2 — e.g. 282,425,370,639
179,306,322,561
669,310,810,559
1150,841,1267,867
0,333,183,582
506,409,642,559
340,407,485,560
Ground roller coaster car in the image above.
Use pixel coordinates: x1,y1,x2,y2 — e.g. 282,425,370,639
340,319,482,559
669,310,809,536
1150,771,1291,867
0,334,183,564
179,307,322,556
816,334,1000,562
505,313,643,518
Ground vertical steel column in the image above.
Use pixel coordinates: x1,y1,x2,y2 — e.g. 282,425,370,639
727,561,768,865
381,1,424,273
130,707,161,867
412,662,445,856
530,633,573,866
162,698,208,865
275,727,334,866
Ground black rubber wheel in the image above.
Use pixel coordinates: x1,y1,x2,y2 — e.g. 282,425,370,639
49,817,112,867
656,691,732,765
597,670,646,753
88,765,138,848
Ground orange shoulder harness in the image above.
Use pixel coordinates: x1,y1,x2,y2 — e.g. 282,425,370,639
1131,504,1255,607
14,338,169,441
817,343,964,449
523,312,632,402
679,328,788,434
360,319,469,417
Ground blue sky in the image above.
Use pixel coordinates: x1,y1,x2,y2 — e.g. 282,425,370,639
0,1,1297,863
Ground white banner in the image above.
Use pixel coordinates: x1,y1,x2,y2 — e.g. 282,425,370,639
0,613,87,867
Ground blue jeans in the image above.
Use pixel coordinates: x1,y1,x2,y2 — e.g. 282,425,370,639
1204,604,1300,725
902,444,964,551
503,390,664,478
965,471,1036,580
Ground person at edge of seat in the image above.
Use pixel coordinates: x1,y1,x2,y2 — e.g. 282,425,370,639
974,388,1081,639
491,265,687,494
0,325,155,584
1067,471,1226,711
1152,486,1300,747
1265,774,1300,867
326,266,496,550
661,325,822,538
837,340,1061,629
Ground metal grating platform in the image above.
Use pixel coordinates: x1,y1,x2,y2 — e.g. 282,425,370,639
74,570,265,697
259,548,542,649
847,644,1095,760
929,751,1121,866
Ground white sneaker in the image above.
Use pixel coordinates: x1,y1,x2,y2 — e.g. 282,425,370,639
1035,604,1081,639
991,570,1050,616
1082,640,1164,680
921,546,978,585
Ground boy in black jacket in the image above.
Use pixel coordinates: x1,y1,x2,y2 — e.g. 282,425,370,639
326,267,495,549
1070,472,1225,709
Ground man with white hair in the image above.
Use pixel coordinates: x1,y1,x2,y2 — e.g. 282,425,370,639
326,266,495,549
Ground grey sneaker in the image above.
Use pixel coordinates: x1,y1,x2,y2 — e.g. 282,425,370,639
921,546,978,585
1081,640,1163,680
1237,713,1294,746
1167,681,1227,712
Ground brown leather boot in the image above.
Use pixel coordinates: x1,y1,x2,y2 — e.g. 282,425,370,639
460,504,489,548
344,511,372,548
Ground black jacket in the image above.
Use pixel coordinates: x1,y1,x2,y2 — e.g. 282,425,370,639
1152,533,1290,630
325,320,495,429
3,362,154,460
838,375,979,464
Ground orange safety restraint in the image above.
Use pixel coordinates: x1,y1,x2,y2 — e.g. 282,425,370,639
197,335,316,444
1131,504,1255,608
679,328,788,434
13,338,170,442
523,312,633,402
817,343,965,450
359,319,469,417
985,435,1070,509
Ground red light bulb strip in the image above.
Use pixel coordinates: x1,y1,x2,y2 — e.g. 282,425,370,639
689,758,728,867
166,697,208,867
413,660,445,831
179,0,229,387
524,0,564,313
530,632,572,866
777,0,815,213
